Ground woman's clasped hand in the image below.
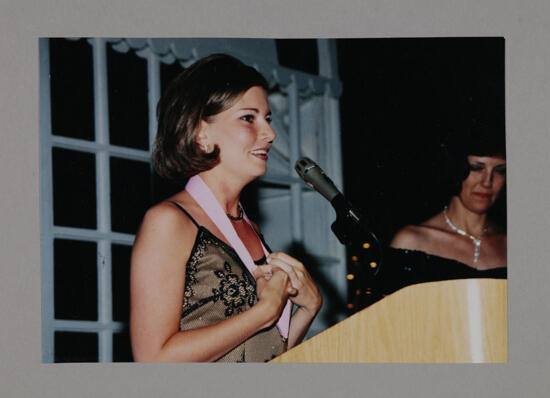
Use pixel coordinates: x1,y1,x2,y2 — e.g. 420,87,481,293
256,252,322,316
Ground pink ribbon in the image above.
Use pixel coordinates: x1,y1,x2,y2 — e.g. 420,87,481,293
185,174,291,338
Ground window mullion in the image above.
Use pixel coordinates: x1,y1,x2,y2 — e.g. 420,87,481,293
147,51,161,203
324,85,347,317
288,76,303,243
40,38,55,363
147,51,161,151
92,38,113,362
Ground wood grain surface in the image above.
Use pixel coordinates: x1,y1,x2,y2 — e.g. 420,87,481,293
271,279,507,363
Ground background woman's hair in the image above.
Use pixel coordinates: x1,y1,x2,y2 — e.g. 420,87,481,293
437,103,507,230
153,53,269,181
444,103,506,193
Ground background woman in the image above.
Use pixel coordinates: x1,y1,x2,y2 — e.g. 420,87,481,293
389,133,507,271
130,54,322,362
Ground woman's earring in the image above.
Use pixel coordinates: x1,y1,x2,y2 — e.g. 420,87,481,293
202,143,209,153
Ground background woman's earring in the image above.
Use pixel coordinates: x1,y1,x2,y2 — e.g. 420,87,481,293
202,143,209,152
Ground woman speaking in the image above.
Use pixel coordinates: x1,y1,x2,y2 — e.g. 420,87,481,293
130,54,322,362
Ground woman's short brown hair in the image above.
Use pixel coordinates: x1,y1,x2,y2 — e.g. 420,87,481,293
153,53,269,181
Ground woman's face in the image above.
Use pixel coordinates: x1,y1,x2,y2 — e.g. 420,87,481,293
458,155,506,214
202,86,276,180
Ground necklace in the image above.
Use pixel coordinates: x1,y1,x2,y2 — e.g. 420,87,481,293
226,205,243,221
443,206,488,263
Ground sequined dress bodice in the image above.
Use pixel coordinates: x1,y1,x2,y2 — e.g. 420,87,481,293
178,223,286,362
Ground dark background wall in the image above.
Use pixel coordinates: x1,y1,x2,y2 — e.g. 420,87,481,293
337,38,505,244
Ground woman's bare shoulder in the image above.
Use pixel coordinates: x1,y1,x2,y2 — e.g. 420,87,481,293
390,214,445,251
140,201,195,234
132,200,199,266
390,225,427,250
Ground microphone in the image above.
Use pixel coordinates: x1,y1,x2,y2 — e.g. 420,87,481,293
294,157,341,202
294,157,382,272
295,157,360,225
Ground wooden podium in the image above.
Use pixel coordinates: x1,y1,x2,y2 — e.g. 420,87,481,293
271,279,507,363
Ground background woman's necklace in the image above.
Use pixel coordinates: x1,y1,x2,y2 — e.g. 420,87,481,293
443,206,488,263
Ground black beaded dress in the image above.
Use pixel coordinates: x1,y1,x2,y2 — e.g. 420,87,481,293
369,247,507,302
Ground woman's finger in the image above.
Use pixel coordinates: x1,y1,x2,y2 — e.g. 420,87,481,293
269,252,305,270
253,264,273,280
266,257,301,289
295,270,305,281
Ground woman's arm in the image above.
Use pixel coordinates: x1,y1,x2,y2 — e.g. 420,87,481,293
130,204,290,362
265,252,322,348
287,306,319,349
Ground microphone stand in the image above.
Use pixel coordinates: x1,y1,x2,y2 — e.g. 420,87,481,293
329,194,383,277
295,156,384,310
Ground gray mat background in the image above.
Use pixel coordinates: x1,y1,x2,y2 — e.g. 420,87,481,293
1,1,549,397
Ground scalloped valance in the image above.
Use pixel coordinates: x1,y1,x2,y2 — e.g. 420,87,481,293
97,38,342,98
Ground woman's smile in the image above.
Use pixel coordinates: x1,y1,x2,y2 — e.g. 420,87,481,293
472,192,491,199
249,147,270,161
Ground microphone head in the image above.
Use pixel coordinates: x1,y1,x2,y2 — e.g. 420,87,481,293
294,157,340,201
294,157,318,181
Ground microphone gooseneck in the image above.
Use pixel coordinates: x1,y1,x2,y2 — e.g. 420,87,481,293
294,156,383,274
